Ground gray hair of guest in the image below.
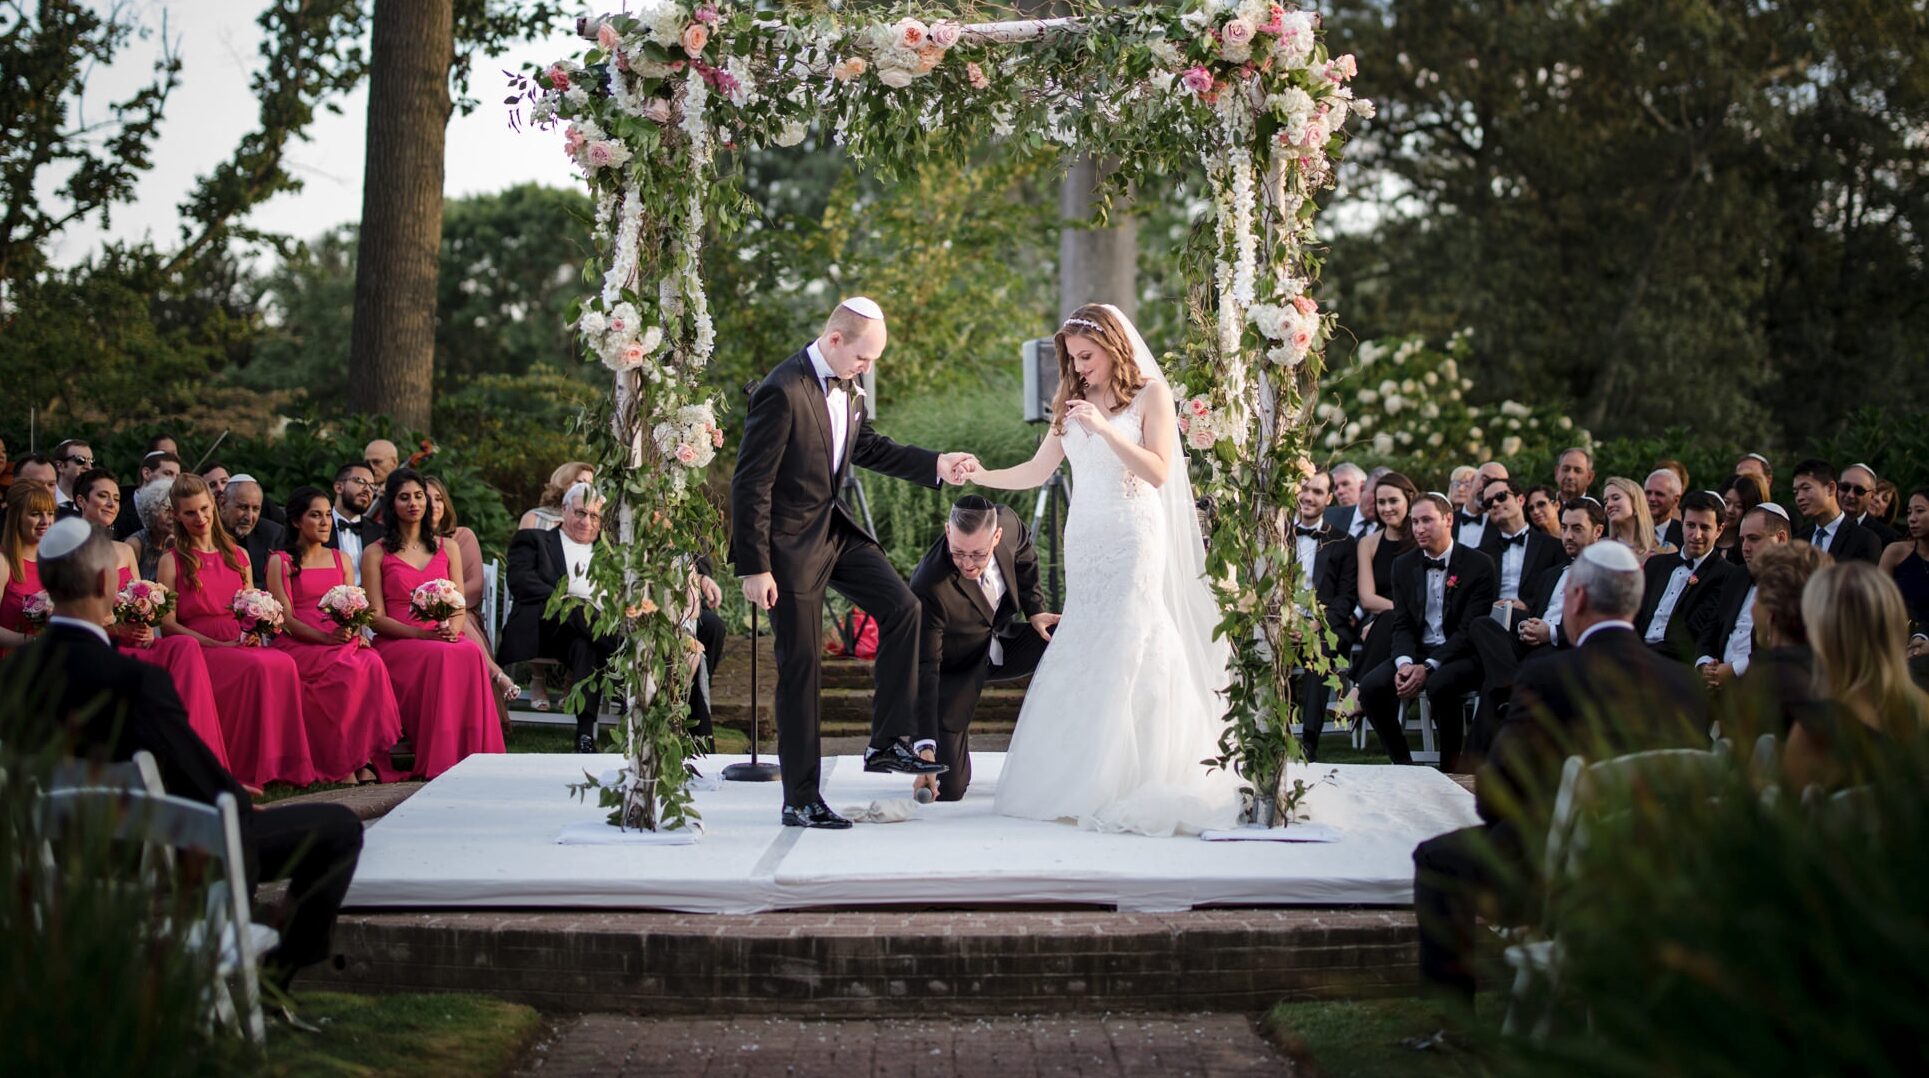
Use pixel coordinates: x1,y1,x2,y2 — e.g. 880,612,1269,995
949,495,999,535
40,524,118,602
1366,464,1392,485
1570,553,1644,618
133,477,174,532
1331,461,1366,483
1561,446,1594,467
562,480,598,510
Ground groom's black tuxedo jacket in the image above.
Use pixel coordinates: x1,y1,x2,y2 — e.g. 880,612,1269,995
729,348,940,585
909,505,1044,734
1387,542,1499,668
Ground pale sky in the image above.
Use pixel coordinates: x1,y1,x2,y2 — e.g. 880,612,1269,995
51,0,587,265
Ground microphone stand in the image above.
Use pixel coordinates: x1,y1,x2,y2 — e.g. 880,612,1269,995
724,374,780,783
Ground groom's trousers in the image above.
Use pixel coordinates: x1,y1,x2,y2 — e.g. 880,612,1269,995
771,522,922,808
928,627,1048,802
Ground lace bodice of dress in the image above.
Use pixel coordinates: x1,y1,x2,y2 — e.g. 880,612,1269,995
1060,396,1165,611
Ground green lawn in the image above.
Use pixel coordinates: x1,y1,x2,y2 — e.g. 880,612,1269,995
266,991,540,1077
1265,996,1497,1078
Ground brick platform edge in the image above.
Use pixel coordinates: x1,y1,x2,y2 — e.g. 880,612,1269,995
310,908,1419,1016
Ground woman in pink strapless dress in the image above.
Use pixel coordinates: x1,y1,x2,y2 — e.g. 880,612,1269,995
0,483,56,659
157,475,317,789
68,468,233,771
365,468,504,780
267,487,404,784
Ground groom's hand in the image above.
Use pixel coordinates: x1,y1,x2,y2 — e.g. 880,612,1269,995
741,572,778,610
938,452,979,485
1029,612,1061,640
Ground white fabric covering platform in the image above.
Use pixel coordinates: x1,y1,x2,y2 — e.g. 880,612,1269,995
344,753,1478,913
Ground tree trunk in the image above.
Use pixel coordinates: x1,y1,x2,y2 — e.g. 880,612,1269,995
1058,156,1138,323
347,0,453,433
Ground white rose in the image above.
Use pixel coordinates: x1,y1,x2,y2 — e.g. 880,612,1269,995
1427,431,1444,448
877,66,916,89
578,310,607,336
773,121,807,147
1372,432,1395,456
1356,388,1378,406
1501,436,1522,456
1558,416,1573,430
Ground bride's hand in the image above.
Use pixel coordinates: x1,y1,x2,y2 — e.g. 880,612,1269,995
1062,399,1107,437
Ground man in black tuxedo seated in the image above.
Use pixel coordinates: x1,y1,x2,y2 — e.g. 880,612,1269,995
909,496,1057,801
0,519,362,994
1466,497,1604,745
1636,490,1739,660
220,475,285,575
1412,541,1706,1000
1358,492,1499,771
1836,463,1899,547
1287,469,1357,760
1791,458,1884,565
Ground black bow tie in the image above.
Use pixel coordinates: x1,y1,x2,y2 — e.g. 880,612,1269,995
1459,512,1482,525
1501,531,1528,547
1296,525,1323,537
826,375,856,396
1424,555,1450,572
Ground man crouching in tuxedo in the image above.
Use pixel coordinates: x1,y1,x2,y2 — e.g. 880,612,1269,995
909,496,1058,801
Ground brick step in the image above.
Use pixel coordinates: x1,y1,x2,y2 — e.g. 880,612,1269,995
713,688,1024,739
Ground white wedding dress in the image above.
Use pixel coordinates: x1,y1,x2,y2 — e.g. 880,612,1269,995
993,316,1244,837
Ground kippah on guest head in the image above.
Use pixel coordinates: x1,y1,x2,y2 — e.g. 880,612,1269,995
1751,503,1791,523
1580,540,1641,572
39,517,93,561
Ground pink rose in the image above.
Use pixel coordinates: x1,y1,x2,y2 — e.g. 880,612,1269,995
596,21,620,53
546,64,570,91
1177,414,1191,434
681,23,709,55
586,141,614,168
562,125,585,156
643,97,673,124
929,21,963,50
894,18,928,50
1291,328,1313,352
1181,66,1214,96
966,62,989,90
675,443,699,465
1326,54,1358,82
1292,295,1318,315
915,45,945,75
711,427,725,448
694,4,720,25
1189,398,1210,417
620,342,648,368
1222,17,1255,47
1259,5,1286,34
1188,425,1217,451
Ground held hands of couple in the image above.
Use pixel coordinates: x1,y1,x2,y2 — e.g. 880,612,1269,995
938,451,981,486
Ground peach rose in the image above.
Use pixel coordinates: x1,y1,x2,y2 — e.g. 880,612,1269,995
832,57,868,82
596,21,620,53
1291,295,1318,315
894,18,928,50
966,62,989,90
915,44,945,74
681,23,709,55
675,443,699,464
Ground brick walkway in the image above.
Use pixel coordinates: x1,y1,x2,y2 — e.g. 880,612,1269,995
517,1013,1293,1077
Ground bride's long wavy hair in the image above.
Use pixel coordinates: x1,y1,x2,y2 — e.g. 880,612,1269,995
1050,303,1147,436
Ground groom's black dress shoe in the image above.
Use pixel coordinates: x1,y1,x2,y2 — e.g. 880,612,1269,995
862,741,949,775
781,801,853,829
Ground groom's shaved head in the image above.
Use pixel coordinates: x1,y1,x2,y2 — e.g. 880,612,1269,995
824,299,883,340
818,299,888,379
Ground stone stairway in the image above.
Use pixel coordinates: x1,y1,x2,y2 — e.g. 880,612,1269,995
709,634,1026,740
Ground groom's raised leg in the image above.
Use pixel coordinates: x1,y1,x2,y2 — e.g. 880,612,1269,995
828,537,924,751
769,585,827,808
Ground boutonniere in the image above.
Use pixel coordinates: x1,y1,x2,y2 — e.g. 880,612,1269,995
1446,575,1460,590
1687,573,1700,587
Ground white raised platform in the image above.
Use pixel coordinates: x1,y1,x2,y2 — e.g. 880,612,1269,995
344,753,1478,913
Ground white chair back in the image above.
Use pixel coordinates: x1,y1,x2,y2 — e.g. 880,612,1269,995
483,559,502,644
51,750,165,796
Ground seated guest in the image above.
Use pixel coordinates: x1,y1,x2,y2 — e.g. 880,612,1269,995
1522,484,1561,538
423,475,520,704
1284,472,1358,761
1870,478,1900,532
1837,463,1899,547
363,440,400,486
124,478,175,581
1467,497,1605,740
51,439,94,518
364,468,504,778
1697,504,1792,691
0,484,57,657
1352,471,1421,678
115,451,182,539
267,487,405,786
10,452,55,493
910,495,1057,797
1330,460,1366,509
1358,493,1498,771
1476,478,1565,608
201,462,232,503
0,518,362,994
1876,487,1929,672
518,460,595,531
1792,457,1884,565
1554,446,1595,501
1413,541,1704,1001
1453,462,1509,549
1723,541,1830,747
72,468,230,772
1603,475,1668,563
1446,465,1477,519
1324,463,1384,539
504,483,614,753
158,475,318,790
325,463,378,586
220,475,284,576
1644,467,1686,551
1713,473,1766,566
1735,451,1773,500
1635,490,1739,660
1784,561,1929,790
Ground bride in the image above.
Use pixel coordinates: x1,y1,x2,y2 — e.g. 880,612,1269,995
962,303,1242,836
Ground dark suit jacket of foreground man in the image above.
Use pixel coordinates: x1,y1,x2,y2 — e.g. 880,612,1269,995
1410,623,1707,998
0,622,363,984
908,504,1049,801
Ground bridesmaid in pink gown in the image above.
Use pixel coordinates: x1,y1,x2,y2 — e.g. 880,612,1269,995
157,475,318,789
70,468,233,772
0,484,57,658
267,487,405,784
365,468,504,780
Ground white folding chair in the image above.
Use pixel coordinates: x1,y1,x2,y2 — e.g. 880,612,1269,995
40,788,277,1045
483,559,502,645
51,750,165,795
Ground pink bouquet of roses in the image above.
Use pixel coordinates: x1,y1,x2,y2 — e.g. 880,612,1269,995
409,578,466,624
231,588,285,640
114,579,175,629
317,584,375,632
20,590,52,632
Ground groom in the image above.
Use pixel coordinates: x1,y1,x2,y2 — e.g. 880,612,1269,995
730,297,974,829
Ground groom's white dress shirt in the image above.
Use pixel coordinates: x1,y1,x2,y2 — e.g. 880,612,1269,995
977,558,1008,666
806,342,852,468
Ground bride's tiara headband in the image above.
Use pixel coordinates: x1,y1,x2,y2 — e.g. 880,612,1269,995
1061,317,1103,333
